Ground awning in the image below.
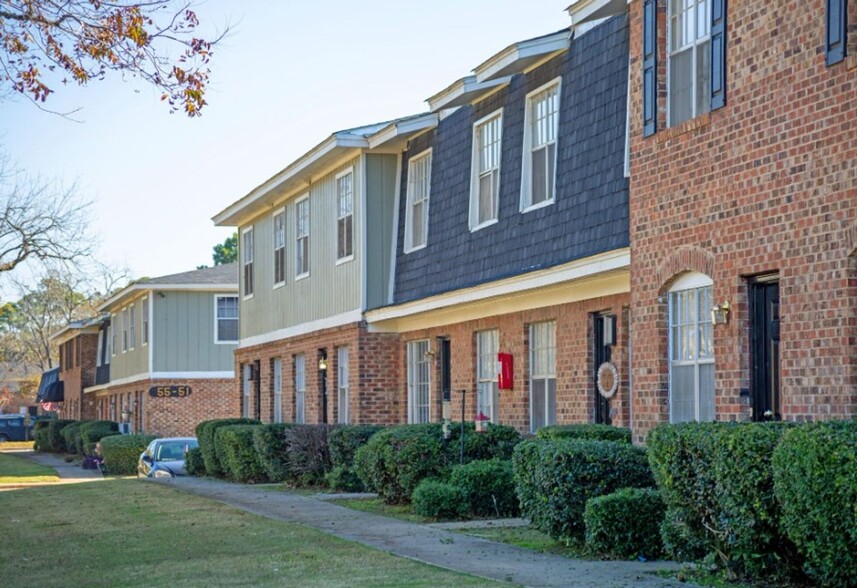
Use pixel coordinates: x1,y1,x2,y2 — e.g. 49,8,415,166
36,368,62,403
41,381,64,403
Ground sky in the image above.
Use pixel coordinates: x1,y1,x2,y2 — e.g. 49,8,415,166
1,1,573,290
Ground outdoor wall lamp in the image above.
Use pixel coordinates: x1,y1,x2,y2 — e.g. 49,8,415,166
318,357,328,371
121,407,131,420
711,300,731,326
424,348,436,361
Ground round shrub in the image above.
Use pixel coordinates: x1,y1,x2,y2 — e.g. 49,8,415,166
196,418,260,477
460,423,521,461
584,487,665,559
449,459,519,518
325,465,365,492
185,447,205,476
215,424,267,483
537,424,631,444
411,479,468,520
773,420,857,587
46,419,76,452
284,424,331,486
100,434,157,475
60,421,89,454
252,423,295,482
79,421,120,455
513,438,653,542
329,425,385,468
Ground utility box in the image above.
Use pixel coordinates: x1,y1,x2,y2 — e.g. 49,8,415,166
497,353,514,390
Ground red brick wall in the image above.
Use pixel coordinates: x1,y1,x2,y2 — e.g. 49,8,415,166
397,293,631,433
628,0,857,440
234,322,401,425
58,333,99,421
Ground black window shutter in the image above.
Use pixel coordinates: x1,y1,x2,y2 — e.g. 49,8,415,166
826,0,847,66
710,0,727,110
642,0,657,137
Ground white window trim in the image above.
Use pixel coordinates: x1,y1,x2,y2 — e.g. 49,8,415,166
529,321,557,433
294,354,306,424
272,358,283,424
272,206,287,289
110,318,116,357
469,108,504,232
335,168,355,264
242,364,252,419
121,307,128,353
404,148,432,254
520,77,562,213
666,0,711,127
213,294,239,345
337,346,349,424
104,326,111,365
128,303,136,351
476,329,500,424
295,193,310,280
241,225,255,301
407,339,431,424
141,297,149,346
95,330,103,368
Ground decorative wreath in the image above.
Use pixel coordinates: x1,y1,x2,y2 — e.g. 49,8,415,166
596,362,619,399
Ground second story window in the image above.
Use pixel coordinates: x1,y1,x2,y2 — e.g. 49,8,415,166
142,297,149,345
110,318,116,357
669,0,711,126
405,149,432,252
129,303,136,350
121,308,128,352
242,227,254,298
215,295,239,343
469,110,503,231
522,79,561,210
296,196,310,278
273,208,286,286
336,171,353,261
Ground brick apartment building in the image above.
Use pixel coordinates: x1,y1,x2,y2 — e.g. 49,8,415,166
627,0,856,440
51,317,102,421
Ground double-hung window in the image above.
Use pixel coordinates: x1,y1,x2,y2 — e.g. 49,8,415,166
404,149,432,252
337,346,349,424
668,0,711,126
242,227,254,298
141,297,149,345
273,208,286,286
476,329,500,423
242,364,252,418
296,196,310,278
129,304,136,350
215,295,239,343
272,358,283,423
121,308,128,352
521,79,560,210
668,273,715,422
294,354,306,424
110,317,116,357
469,110,503,230
336,171,353,262
407,340,431,423
530,321,557,432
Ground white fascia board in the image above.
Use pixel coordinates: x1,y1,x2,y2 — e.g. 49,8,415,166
367,114,439,150
49,323,101,343
84,372,150,392
213,134,369,227
151,371,235,380
366,248,630,325
238,309,363,350
98,284,237,312
474,30,571,83
566,0,627,26
427,76,513,112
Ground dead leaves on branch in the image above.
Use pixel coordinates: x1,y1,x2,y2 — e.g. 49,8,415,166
0,1,221,116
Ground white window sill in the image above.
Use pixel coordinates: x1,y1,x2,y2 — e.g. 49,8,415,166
520,199,555,214
215,339,238,345
273,281,286,290
295,272,310,282
469,219,499,233
335,255,354,266
404,243,427,254
242,294,254,301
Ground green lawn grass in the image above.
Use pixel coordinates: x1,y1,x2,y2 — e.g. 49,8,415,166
0,453,60,484
0,480,504,587
328,497,432,523
456,526,595,560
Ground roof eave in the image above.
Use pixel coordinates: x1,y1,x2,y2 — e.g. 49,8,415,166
473,30,571,83
367,114,439,149
427,75,513,112
566,0,628,26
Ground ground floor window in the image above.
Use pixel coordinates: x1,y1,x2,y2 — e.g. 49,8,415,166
407,340,431,423
337,346,349,424
272,358,283,423
530,321,557,432
476,329,499,423
668,273,715,422
242,364,252,418
294,354,306,424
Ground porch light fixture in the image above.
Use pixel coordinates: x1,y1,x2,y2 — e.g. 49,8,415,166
711,300,731,326
318,357,328,371
424,347,436,361
121,407,132,420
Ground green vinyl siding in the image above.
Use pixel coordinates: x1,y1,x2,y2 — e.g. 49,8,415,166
108,301,148,380
365,153,399,310
152,291,236,372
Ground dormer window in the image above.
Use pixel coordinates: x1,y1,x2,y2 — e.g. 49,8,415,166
521,78,561,211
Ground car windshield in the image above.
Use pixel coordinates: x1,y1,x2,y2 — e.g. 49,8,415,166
156,441,196,461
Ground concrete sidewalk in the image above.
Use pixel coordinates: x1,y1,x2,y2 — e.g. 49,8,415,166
8,450,103,484
159,476,691,588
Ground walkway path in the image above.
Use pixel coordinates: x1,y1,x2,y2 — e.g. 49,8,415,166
0,450,102,489
160,476,691,588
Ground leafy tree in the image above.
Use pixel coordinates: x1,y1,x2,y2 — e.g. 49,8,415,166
0,0,223,116
212,232,237,266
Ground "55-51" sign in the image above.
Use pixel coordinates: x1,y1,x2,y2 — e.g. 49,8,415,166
148,385,193,398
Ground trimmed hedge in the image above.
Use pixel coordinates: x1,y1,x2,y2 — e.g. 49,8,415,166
80,421,120,455
647,421,799,581
584,488,665,559
283,424,331,486
448,459,519,518
512,438,653,542
33,427,49,452
185,447,205,476
196,418,260,477
60,421,89,454
773,420,857,587
100,434,156,475
252,423,295,482
327,425,385,491
45,419,75,453
354,423,521,504
412,480,468,520
215,424,267,483
537,424,632,444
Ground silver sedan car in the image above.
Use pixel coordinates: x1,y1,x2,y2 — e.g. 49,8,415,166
138,437,198,478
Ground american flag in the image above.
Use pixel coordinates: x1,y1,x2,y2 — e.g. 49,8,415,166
40,402,60,412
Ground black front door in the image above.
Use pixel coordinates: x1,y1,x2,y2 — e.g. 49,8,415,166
750,279,780,421
593,314,614,425
439,338,451,404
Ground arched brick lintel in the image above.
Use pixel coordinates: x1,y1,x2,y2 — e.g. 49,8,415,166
656,246,716,294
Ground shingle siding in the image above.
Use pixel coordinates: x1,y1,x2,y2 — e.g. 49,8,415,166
394,14,630,304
